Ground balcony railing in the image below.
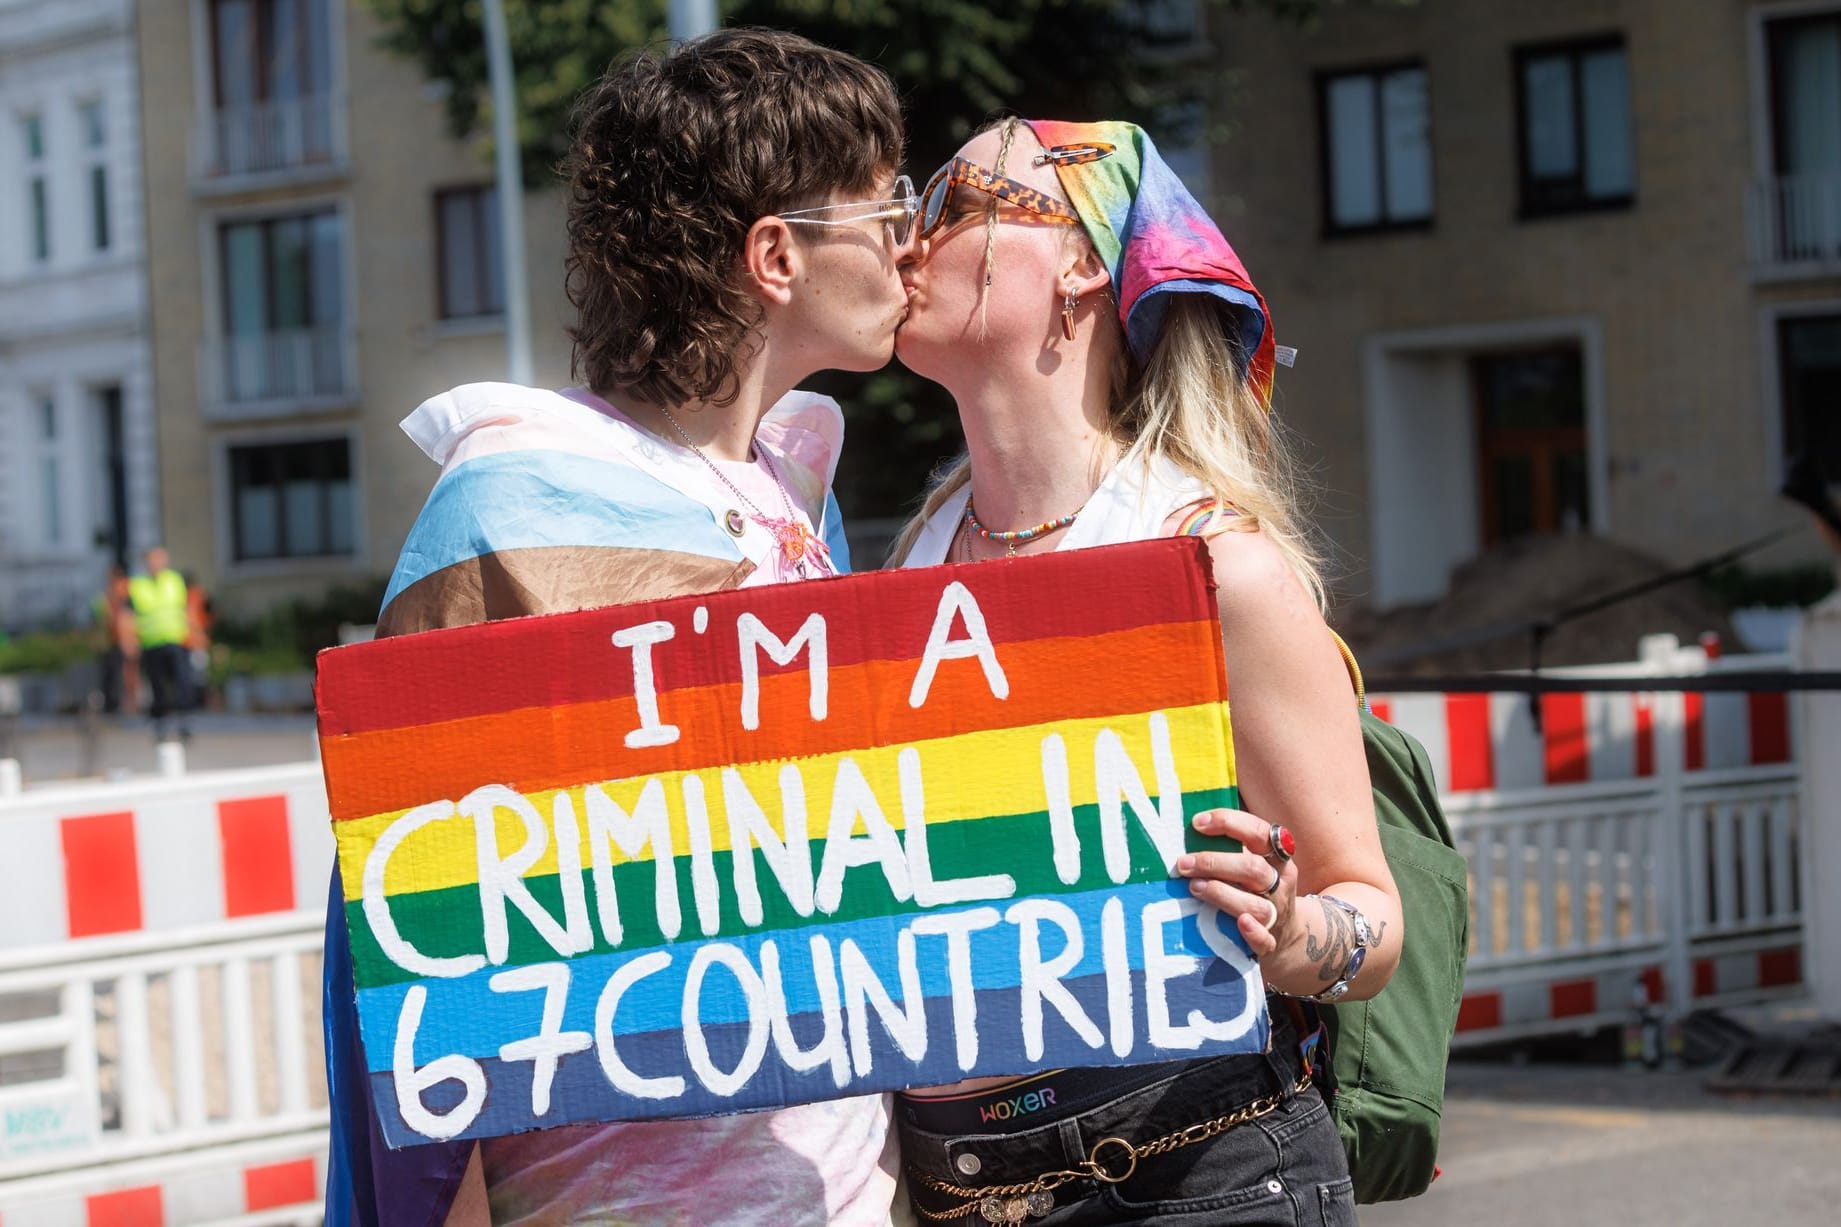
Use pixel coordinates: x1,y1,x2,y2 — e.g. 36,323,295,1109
201,324,355,416
191,92,345,185
1747,172,1841,274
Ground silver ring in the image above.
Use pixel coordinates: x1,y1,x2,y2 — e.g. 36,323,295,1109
1267,823,1294,864
1259,862,1283,898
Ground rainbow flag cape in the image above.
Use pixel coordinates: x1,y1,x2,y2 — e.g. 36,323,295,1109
315,537,1266,1147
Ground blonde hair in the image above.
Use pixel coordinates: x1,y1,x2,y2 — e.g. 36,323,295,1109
889,293,1327,612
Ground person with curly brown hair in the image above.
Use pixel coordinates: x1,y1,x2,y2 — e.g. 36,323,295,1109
322,29,919,1227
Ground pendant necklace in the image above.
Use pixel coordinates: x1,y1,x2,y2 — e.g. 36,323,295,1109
655,406,833,577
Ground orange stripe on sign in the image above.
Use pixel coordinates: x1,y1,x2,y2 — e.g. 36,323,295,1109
86,1185,162,1227
1541,692,1588,785
218,795,295,917
245,1157,317,1210
1549,978,1597,1018
1759,946,1802,988
321,620,1222,822
1455,992,1501,1032
1747,692,1790,764
1368,698,1392,724
1444,694,1493,792
61,812,142,939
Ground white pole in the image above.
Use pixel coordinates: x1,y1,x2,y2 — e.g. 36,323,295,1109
1796,592,1841,1018
481,0,533,386
668,0,719,42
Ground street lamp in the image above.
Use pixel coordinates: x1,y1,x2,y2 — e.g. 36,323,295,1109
669,0,719,42
480,0,532,386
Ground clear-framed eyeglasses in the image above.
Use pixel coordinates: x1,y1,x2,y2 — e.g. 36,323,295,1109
780,175,919,245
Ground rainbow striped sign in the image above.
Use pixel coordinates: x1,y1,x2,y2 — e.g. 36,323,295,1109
316,537,1266,1148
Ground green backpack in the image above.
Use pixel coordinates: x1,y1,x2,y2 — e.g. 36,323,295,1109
1318,639,1471,1203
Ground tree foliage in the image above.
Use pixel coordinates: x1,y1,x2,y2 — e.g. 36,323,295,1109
361,0,1370,521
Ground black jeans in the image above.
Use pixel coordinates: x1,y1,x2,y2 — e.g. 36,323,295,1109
140,643,194,721
899,1012,1355,1226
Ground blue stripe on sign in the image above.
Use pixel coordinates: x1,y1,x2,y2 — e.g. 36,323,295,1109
358,879,1248,1066
367,963,1269,1146
382,449,745,605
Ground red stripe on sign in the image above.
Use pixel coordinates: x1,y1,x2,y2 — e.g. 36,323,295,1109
321,536,1217,736
1641,966,1665,1005
87,1185,163,1227
1444,694,1494,792
1455,992,1502,1032
1541,692,1588,785
245,1157,317,1210
1368,698,1392,724
60,812,142,938
1549,978,1597,1018
218,795,295,917
1759,946,1802,988
1684,691,1705,771
1694,958,1717,997
1634,695,1655,778
1747,693,1790,764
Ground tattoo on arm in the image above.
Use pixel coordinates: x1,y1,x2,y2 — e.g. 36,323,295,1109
1303,896,1354,983
1370,920,1387,950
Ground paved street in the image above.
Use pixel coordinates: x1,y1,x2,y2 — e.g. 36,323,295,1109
4,712,320,787
1363,1059,1841,1225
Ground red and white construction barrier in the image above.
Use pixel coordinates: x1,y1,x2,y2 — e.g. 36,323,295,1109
1370,670,1793,792
1453,945,1805,1042
0,1137,324,1226
0,765,334,953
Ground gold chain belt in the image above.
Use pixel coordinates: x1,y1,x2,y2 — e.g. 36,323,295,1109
911,1071,1313,1224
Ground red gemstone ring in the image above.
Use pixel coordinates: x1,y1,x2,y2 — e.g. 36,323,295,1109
1267,824,1295,864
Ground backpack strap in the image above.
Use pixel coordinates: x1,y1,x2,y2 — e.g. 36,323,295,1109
1329,628,1369,712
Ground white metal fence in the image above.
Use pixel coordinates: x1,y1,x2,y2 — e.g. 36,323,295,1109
0,644,1812,1218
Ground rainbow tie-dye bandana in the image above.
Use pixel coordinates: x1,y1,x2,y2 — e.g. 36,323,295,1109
1024,119,1277,402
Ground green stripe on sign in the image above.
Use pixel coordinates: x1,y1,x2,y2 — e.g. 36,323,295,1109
345,787,1239,988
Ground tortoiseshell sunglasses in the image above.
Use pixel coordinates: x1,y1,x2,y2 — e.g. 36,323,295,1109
916,142,1115,242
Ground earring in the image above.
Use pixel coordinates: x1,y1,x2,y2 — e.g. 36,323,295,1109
1061,290,1078,341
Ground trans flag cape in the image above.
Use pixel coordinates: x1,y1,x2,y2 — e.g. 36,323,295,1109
321,382,852,1226
1023,119,1279,404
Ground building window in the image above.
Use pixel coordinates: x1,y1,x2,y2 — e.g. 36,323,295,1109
435,185,505,320
228,438,354,560
22,113,48,263
37,394,61,548
1318,62,1434,234
1515,36,1634,217
79,99,110,252
1471,347,1589,543
207,0,335,173
1777,315,1841,476
218,208,346,402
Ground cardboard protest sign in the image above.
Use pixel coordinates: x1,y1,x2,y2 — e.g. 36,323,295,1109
315,536,1266,1148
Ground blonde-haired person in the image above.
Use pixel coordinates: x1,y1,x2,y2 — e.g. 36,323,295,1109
889,118,1399,1225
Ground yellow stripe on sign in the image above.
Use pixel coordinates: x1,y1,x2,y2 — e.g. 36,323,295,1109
336,702,1233,901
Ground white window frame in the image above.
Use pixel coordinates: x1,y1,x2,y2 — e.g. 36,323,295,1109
1757,296,1841,488
198,191,359,416
21,110,49,265
76,95,111,254
212,423,367,578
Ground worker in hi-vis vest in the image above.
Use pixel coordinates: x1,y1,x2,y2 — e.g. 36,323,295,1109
128,546,194,733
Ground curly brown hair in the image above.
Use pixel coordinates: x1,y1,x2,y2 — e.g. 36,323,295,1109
562,28,904,408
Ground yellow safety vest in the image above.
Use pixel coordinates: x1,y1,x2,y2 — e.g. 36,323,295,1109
129,569,190,648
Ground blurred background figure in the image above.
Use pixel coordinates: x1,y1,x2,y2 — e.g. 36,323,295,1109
90,565,139,715
129,546,194,737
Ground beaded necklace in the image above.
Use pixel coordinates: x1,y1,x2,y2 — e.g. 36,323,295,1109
964,498,1082,557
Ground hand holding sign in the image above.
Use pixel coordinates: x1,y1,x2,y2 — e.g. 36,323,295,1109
315,537,1267,1148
